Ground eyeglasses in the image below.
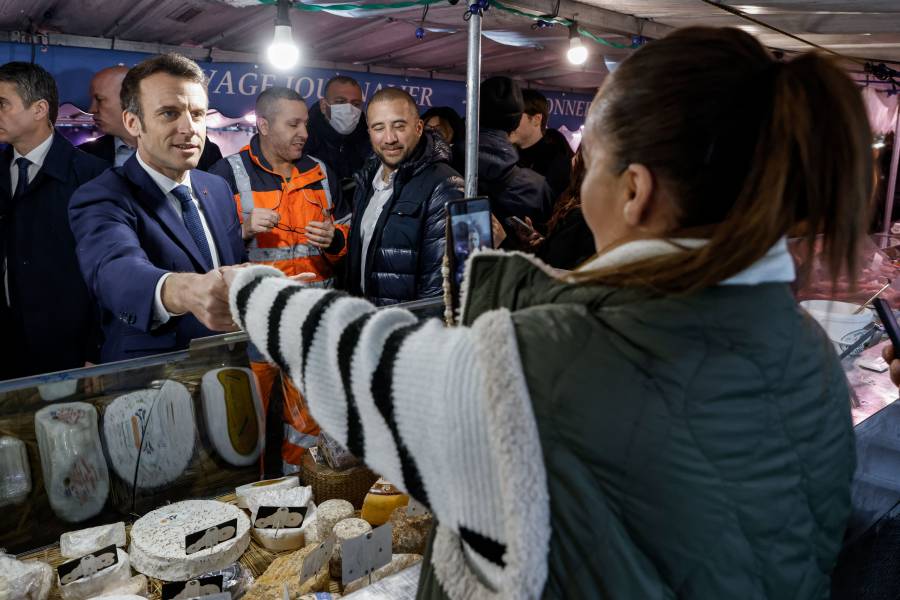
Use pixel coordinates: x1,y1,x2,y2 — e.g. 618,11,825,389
241,188,334,236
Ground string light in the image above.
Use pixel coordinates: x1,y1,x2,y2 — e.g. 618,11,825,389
567,25,588,65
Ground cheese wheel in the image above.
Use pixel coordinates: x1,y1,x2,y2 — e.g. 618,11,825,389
330,518,372,579
60,522,127,559
102,380,196,489
201,368,264,467
0,556,52,600
342,553,423,594
59,548,131,600
316,499,354,541
248,486,315,551
251,526,307,551
35,402,109,523
129,499,251,581
235,476,299,509
360,479,409,526
0,435,30,507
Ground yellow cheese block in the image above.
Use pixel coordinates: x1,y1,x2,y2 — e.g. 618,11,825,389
360,479,409,526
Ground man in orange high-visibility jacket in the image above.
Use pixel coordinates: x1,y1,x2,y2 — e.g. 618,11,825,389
210,87,349,474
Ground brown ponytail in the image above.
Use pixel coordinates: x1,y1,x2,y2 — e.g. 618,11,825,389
576,27,874,293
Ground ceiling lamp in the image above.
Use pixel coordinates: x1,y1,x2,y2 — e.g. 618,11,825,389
267,0,300,71
567,26,588,65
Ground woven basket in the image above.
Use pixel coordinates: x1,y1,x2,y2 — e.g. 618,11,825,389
298,453,378,509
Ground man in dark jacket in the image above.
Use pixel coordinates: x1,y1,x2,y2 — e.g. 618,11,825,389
79,65,224,171
477,76,554,240
304,75,371,218
0,62,107,379
346,87,463,306
510,89,573,202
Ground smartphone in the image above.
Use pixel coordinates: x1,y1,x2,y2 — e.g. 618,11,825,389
506,215,536,239
874,298,900,349
446,197,493,298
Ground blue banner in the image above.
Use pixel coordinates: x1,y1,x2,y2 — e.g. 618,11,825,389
5,42,593,131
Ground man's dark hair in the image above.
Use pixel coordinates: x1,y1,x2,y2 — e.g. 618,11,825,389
0,61,59,124
480,76,523,134
522,89,549,133
121,53,207,122
256,86,306,121
367,87,419,119
421,106,465,143
323,75,362,98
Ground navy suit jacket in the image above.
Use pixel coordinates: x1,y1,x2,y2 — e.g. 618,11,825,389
68,154,246,363
0,132,108,379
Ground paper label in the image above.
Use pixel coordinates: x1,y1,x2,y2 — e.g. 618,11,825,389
300,535,335,582
58,544,118,585
341,523,392,584
406,499,429,517
185,518,238,555
254,505,307,529
161,575,225,600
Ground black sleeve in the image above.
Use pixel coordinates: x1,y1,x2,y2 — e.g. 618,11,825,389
416,174,463,299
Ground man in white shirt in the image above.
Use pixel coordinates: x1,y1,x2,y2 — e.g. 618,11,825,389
69,54,246,363
0,61,107,379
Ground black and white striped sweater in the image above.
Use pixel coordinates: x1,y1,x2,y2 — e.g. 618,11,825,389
229,265,551,600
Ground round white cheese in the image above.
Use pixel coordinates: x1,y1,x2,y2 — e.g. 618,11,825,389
129,499,250,581
330,518,373,579
102,380,196,490
35,402,109,523
251,526,306,551
201,368,264,467
316,499,354,542
0,435,30,507
248,487,315,552
235,475,299,509
60,522,127,560
59,548,131,600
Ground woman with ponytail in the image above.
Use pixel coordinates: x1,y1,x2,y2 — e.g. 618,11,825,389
226,27,871,599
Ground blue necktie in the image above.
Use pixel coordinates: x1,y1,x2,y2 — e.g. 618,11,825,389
13,157,30,198
171,184,213,269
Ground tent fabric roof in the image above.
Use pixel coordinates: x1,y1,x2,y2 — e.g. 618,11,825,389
0,0,898,93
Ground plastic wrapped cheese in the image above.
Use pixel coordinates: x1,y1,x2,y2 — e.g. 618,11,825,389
316,499,354,541
35,402,109,522
235,476,300,509
201,368,264,467
60,522,127,559
59,548,132,600
129,499,250,581
102,381,196,489
342,554,422,594
330,518,372,579
0,555,53,600
0,435,31,507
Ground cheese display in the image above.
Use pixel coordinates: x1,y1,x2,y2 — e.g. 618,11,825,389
235,476,300,508
84,574,148,598
316,499,354,541
60,522,127,559
35,402,109,522
201,368,264,467
360,479,408,526
317,433,359,470
243,543,330,600
342,554,423,594
330,518,373,579
102,381,196,489
0,555,53,600
59,548,132,600
85,596,146,600
248,486,316,551
0,435,31,507
197,563,252,599
129,499,251,581
389,506,433,555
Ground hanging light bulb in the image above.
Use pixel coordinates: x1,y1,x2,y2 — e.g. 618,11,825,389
267,0,300,71
567,26,588,65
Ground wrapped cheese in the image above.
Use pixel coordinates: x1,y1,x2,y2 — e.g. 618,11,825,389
60,522,127,559
360,479,408,527
0,435,30,507
0,555,52,600
59,548,131,600
330,518,372,580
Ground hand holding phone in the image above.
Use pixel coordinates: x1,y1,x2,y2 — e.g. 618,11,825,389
506,216,544,247
875,298,900,387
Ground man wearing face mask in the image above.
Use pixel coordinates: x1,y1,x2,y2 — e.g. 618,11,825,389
209,86,347,472
305,75,371,218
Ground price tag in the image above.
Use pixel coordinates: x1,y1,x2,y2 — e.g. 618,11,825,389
185,518,238,555
57,544,118,586
253,505,307,529
161,575,225,600
341,523,392,584
300,535,335,582
406,499,429,517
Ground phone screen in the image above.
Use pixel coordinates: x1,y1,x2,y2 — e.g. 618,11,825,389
447,197,493,288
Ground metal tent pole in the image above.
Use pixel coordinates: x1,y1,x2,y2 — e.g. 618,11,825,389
464,10,482,197
883,105,900,235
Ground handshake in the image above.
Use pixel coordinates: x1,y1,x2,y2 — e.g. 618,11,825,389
160,265,316,332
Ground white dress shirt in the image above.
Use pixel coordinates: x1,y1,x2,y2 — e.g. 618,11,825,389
114,137,135,167
359,165,395,292
134,151,221,326
4,132,54,305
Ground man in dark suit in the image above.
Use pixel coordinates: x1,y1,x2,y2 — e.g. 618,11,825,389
79,65,224,171
0,62,107,379
70,54,245,363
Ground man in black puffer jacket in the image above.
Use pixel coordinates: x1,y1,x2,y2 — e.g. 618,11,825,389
345,88,463,306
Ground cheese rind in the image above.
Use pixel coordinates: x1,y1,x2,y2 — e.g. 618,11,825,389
60,522,127,559
0,556,52,600
102,381,196,489
35,402,109,522
316,499,354,541
129,500,251,581
59,548,131,600
249,487,315,551
235,476,300,509
0,435,30,507
201,368,264,467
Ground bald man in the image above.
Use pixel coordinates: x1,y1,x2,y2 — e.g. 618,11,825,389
79,65,224,171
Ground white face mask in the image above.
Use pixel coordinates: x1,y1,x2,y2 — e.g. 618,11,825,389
329,102,362,135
